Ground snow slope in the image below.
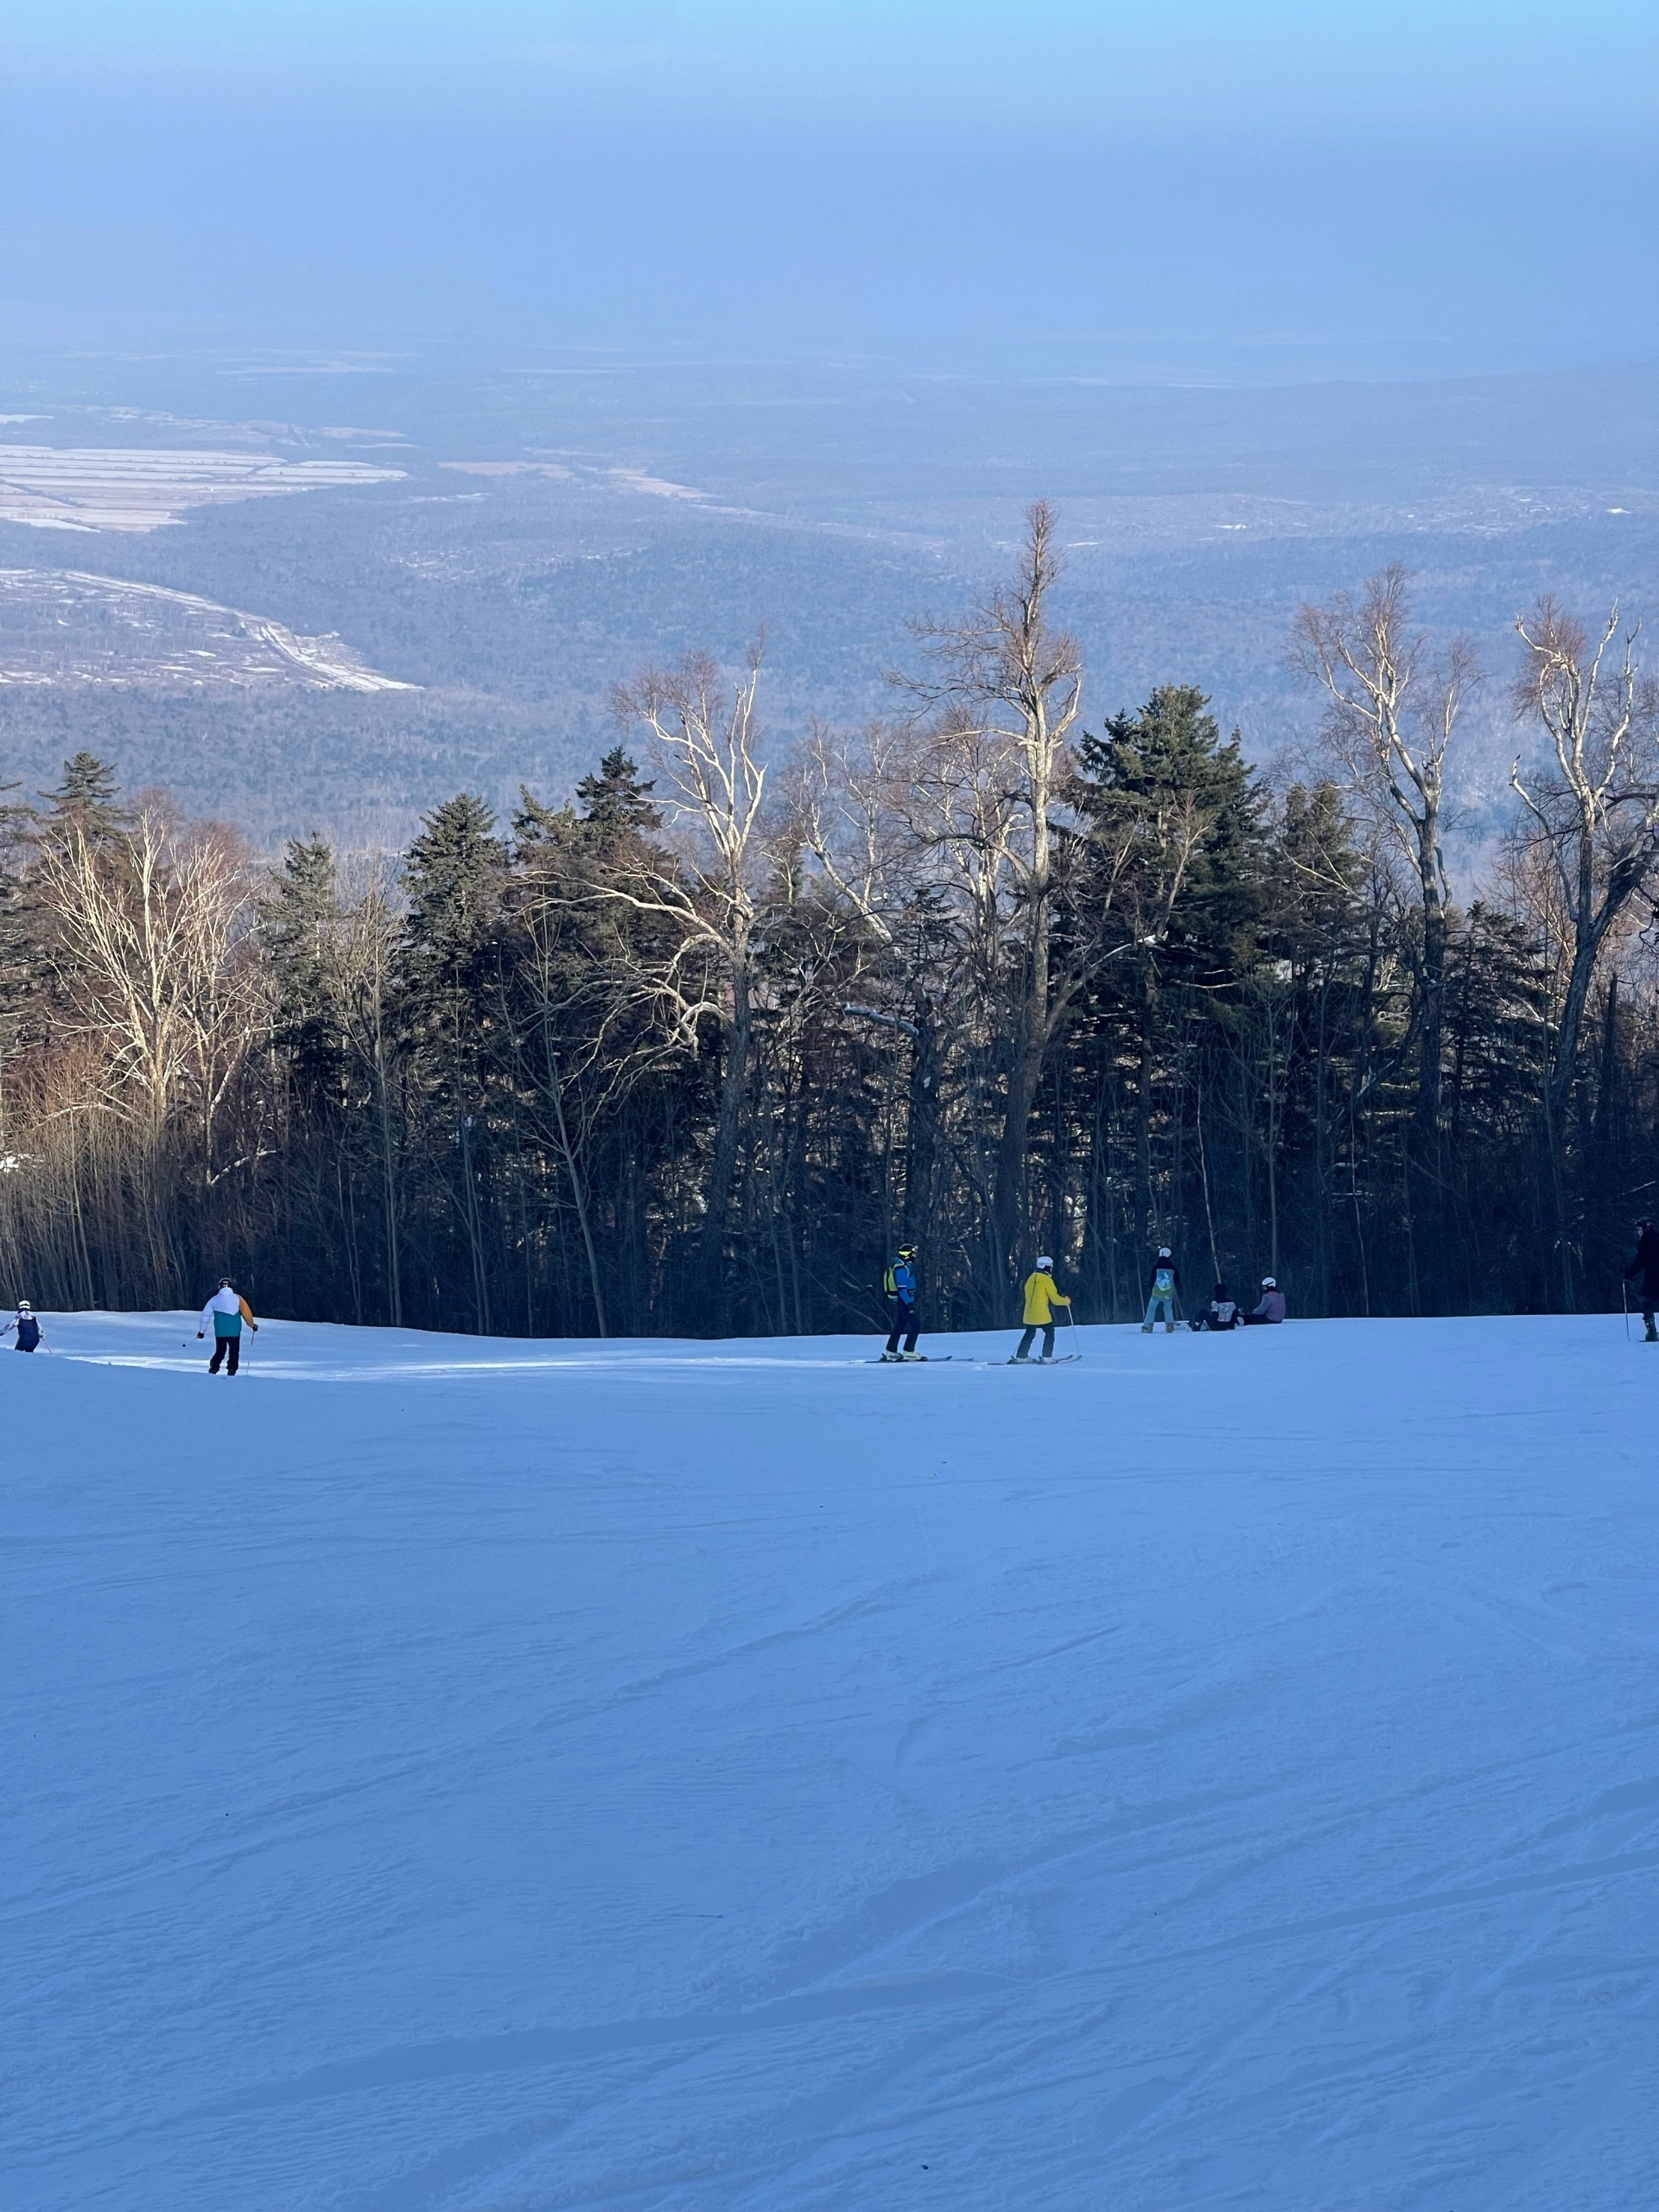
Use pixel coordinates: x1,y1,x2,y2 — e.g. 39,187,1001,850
3,1312,1655,2211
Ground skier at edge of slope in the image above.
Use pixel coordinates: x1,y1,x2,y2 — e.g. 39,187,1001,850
1624,1217,1659,1342
880,1244,923,1361
3,1300,43,1351
1010,1257,1071,1362
1141,1248,1180,1333
198,1279,258,1374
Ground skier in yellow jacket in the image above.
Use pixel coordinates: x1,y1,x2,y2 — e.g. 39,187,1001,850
1009,1257,1071,1363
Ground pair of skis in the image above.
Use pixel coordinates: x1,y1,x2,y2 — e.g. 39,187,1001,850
863,1352,1082,1366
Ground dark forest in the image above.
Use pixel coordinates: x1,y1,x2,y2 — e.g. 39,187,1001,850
3,507,1656,1334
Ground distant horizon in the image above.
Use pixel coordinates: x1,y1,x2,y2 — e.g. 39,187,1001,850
6,334,1659,397
6,1,1655,378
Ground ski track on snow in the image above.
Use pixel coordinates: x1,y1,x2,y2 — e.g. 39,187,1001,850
3,1311,1656,2210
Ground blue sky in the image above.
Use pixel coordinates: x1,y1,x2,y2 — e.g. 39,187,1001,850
5,2,1656,372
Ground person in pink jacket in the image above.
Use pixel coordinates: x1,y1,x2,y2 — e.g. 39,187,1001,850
1242,1277,1287,1325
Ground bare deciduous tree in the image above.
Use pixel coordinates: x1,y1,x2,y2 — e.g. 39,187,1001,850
898,501,1084,1280
1293,566,1478,1160
1511,598,1659,1150
37,810,263,1159
612,648,771,1322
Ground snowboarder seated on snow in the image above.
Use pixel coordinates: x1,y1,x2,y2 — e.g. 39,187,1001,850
1189,1282,1238,1332
1010,1258,1071,1362
198,1280,258,1374
1625,1218,1659,1343
3,1301,43,1351
1141,1249,1180,1332
1241,1277,1287,1325
880,1245,923,1361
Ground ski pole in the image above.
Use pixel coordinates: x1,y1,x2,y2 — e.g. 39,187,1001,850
1623,1282,1630,1341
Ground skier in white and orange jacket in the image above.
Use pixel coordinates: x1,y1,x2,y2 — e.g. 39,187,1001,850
198,1280,258,1374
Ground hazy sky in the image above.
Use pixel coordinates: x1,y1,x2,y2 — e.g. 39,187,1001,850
6,1,1656,374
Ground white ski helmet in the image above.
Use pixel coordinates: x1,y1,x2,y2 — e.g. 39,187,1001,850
17,1300,31,1313
1035,1255,1053,1270
1262,1276,1277,1288
1158,1246,1172,1258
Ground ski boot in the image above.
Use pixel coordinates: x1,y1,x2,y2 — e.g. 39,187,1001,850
879,1351,901,1362
1140,1321,1154,1333
1647,1321,1657,1343
900,1350,925,1362
1164,1321,1177,1333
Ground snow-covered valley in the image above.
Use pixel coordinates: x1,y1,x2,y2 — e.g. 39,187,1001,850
4,1312,1655,2209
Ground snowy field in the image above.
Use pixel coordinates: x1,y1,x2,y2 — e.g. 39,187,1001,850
4,1310,1656,2211
0,446,405,532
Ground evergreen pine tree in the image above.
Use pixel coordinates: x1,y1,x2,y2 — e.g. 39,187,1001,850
258,837,345,1116
1076,685,1265,986
39,752,130,845
575,747,661,848
399,794,508,991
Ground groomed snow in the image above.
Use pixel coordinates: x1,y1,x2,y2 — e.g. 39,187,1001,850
4,1311,1655,2209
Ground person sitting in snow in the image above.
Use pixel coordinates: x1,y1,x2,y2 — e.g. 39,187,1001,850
198,1279,258,1374
1141,1248,1181,1333
3,1300,43,1351
1010,1256,1071,1362
1190,1281,1238,1332
1242,1276,1287,1325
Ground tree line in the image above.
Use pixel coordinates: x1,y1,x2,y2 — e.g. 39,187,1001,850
3,505,1656,1335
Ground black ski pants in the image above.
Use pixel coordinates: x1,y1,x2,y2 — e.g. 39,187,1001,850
885,1300,918,1356
1014,1323,1056,1360
209,1334,241,1374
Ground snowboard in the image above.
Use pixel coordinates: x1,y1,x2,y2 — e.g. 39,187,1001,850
865,1355,954,1364
1004,1354,1082,1365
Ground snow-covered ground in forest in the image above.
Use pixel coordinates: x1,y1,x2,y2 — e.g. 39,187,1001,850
4,1309,1656,2211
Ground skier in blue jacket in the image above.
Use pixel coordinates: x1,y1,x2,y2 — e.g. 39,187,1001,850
881,1245,922,1361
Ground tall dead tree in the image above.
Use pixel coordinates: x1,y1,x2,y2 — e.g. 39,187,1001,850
613,648,770,1327
899,502,1084,1286
1293,567,1478,1167
1511,600,1659,1205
